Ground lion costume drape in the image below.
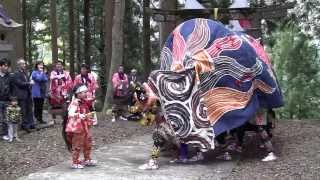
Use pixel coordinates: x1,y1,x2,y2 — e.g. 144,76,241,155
147,18,283,151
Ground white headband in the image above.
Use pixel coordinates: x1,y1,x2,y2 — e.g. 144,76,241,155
75,85,88,94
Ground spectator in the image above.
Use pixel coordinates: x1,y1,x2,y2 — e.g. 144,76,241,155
73,64,98,109
111,65,129,122
0,58,12,139
4,96,22,142
128,68,142,106
12,59,34,133
64,84,97,169
49,60,73,115
31,61,48,124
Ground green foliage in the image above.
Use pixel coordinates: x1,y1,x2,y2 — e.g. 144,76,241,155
270,22,320,119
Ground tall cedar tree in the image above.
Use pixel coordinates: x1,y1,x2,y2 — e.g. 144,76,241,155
50,0,58,64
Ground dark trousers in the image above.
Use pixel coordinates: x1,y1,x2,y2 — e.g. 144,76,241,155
0,101,8,135
216,132,227,145
19,99,34,129
236,123,274,153
33,98,44,122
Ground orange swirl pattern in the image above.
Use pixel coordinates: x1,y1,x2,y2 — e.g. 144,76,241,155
204,79,275,125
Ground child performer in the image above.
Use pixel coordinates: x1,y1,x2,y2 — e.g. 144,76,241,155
64,84,97,169
5,97,22,142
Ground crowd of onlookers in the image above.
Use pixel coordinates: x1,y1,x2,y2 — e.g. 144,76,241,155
0,56,143,143
0,58,99,142
111,65,143,122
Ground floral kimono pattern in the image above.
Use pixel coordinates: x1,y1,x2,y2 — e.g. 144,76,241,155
49,70,73,107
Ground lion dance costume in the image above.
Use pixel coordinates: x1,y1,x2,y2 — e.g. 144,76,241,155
139,18,283,169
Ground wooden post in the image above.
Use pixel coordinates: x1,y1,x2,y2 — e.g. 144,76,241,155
159,0,177,48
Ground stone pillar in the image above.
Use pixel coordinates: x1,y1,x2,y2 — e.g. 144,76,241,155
1,0,23,69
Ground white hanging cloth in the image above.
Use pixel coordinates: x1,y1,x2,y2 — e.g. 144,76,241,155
228,0,251,32
184,0,205,9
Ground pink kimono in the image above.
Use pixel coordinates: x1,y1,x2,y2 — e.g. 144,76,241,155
73,73,99,104
49,70,73,107
112,72,129,97
66,97,95,164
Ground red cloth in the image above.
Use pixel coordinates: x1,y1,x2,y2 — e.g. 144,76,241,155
70,131,92,164
49,70,73,107
112,72,129,97
74,73,98,102
65,97,95,133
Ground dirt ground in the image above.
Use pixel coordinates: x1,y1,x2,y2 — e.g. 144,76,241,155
1,115,319,180
0,113,152,180
225,120,320,180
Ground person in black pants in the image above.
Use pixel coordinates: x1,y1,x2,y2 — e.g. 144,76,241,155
31,61,48,124
0,58,13,138
235,109,277,162
12,59,34,132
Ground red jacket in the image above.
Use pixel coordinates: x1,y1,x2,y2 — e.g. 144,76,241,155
73,73,98,101
65,97,96,133
49,70,73,106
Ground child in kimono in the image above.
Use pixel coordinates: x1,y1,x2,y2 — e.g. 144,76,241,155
5,97,22,142
65,84,97,169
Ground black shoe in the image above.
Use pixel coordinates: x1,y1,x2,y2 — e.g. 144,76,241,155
21,127,31,133
39,120,47,124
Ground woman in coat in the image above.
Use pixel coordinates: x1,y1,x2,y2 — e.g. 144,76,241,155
31,61,48,124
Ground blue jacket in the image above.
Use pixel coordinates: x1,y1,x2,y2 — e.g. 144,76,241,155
31,70,48,98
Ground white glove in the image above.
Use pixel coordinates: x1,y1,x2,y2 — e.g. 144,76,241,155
79,114,86,119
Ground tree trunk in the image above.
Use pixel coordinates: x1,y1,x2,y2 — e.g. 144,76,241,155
76,1,81,73
22,0,27,61
143,0,151,78
68,0,75,77
159,0,177,48
84,0,91,65
50,0,59,64
28,19,32,65
99,13,106,100
102,0,114,110
104,0,125,109
62,38,66,65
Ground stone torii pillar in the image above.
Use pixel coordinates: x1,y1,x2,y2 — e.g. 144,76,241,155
0,1,23,69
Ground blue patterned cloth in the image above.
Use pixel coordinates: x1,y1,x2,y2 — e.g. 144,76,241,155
148,18,283,151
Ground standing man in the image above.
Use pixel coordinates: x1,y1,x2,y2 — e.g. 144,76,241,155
0,58,12,138
12,59,34,133
128,69,141,105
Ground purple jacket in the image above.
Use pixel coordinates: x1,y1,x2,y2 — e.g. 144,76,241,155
31,70,48,98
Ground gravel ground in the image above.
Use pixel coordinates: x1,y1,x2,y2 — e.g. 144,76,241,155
225,120,320,180
0,113,152,180
1,115,319,180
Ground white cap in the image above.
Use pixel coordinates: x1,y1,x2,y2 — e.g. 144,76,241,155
75,85,88,94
